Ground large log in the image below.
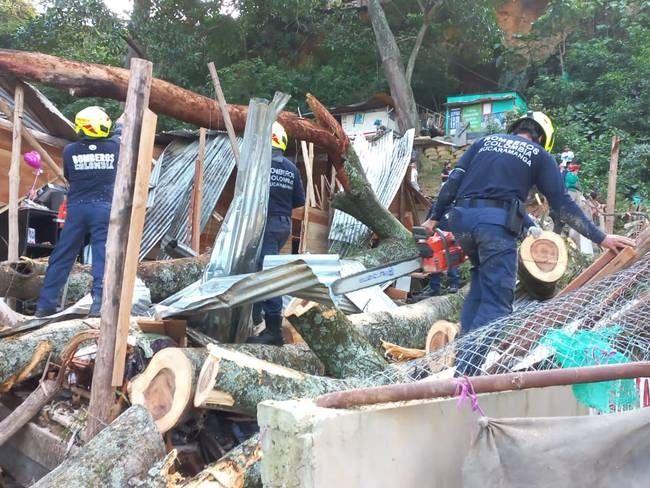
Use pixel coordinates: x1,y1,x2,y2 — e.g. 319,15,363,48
180,434,262,488
0,254,209,304
31,405,165,488
0,49,342,158
0,318,97,392
518,231,568,299
348,289,467,350
194,344,365,417
286,301,403,381
129,345,324,433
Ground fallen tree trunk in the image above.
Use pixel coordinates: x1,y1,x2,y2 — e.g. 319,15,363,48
180,434,262,488
0,254,209,304
0,318,97,392
0,379,62,448
0,50,342,158
194,344,365,417
348,289,467,350
32,405,165,488
129,345,324,433
286,301,403,381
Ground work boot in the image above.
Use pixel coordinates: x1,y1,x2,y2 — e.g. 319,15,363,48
88,301,102,318
35,307,57,318
246,316,284,346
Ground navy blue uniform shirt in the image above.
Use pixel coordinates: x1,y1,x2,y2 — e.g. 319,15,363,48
268,148,305,216
63,124,122,204
432,133,605,243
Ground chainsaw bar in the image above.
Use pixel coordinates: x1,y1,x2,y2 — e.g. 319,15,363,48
331,257,421,295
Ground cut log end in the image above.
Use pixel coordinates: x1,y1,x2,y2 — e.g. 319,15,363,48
519,231,568,299
129,348,194,433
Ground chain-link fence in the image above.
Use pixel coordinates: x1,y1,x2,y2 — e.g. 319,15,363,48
363,252,650,412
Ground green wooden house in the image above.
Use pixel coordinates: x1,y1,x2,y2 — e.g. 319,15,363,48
445,92,528,139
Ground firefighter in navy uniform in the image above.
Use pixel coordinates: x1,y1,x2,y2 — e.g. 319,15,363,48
248,122,305,346
35,107,123,317
422,111,634,374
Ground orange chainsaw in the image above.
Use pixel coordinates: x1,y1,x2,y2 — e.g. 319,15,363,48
331,227,466,295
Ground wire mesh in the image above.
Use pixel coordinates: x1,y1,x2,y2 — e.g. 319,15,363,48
360,252,650,412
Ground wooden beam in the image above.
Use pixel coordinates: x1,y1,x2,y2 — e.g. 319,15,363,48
207,62,240,167
111,108,157,386
86,58,153,439
8,84,23,264
605,135,620,233
0,97,67,184
191,127,206,252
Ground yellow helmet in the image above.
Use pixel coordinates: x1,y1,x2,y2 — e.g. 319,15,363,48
271,121,288,151
508,111,555,152
75,106,112,138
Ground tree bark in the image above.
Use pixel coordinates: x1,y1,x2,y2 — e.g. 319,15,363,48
194,345,365,417
366,0,420,133
0,254,209,304
405,1,438,85
0,318,97,392
0,379,62,448
348,289,467,350
129,345,323,433
0,49,343,158
286,301,403,382
32,406,165,488
180,434,262,488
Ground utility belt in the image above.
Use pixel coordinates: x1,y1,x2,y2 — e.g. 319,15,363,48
455,197,525,235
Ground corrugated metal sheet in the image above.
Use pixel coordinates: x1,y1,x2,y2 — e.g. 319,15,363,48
203,93,291,280
0,84,48,133
328,129,415,252
139,133,239,259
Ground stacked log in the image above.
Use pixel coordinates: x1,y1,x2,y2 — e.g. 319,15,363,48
423,145,466,165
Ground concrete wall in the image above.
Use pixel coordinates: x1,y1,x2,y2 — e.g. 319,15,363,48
258,386,588,488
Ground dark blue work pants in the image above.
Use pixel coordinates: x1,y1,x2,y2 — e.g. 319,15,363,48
427,266,460,294
252,215,292,322
37,202,111,312
448,208,518,375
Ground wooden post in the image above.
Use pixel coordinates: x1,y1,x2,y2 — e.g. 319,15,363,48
605,135,620,234
8,84,23,264
86,58,153,439
299,141,314,253
207,62,240,167
111,109,157,386
191,128,206,252
0,97,67,185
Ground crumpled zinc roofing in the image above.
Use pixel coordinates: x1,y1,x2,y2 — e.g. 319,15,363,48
328,128,415,249
139,133,240,259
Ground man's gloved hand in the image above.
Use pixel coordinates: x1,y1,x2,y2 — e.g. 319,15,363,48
527,226,543,239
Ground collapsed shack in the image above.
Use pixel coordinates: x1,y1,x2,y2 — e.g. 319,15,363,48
0,48,649,487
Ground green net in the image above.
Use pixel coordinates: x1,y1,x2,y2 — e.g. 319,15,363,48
540,326,639,413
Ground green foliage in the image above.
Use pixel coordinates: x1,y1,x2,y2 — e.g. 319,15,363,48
523,0,650,201
0,0,36,47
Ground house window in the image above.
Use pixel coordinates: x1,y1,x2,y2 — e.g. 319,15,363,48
482,103,492,115
449,108,461,130
353,113,364,125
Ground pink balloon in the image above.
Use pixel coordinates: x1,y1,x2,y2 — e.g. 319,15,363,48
23,151,42,170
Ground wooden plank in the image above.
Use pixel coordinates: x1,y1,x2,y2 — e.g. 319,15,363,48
300,141,315,208
86,58,153,439
0,97,67,184
8,84,23,264
556,249,616,296
385,287,408,300
0,117,70,148
111,108,157,386
589,247,637,284
191,127,206,252
605,135,620,233
207,62,240,167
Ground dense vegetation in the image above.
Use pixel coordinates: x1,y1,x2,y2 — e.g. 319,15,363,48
1,0,648,202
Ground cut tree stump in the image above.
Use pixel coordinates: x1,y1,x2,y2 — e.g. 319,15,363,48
518,231,568,299
129,345,325,433
348,289,467,350
31,405,165,488
179,434,262,488
193,344,364,417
